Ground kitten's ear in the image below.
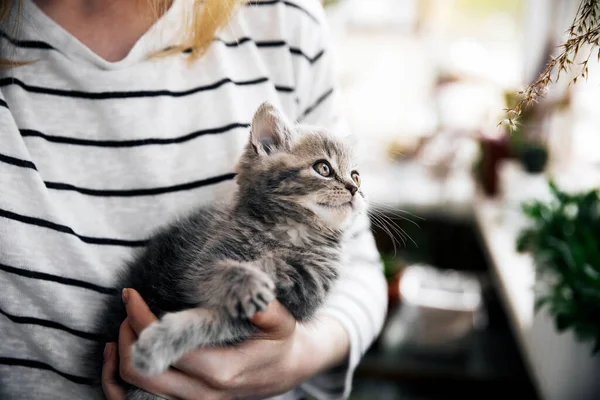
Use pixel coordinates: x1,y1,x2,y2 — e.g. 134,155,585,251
250,102,293,156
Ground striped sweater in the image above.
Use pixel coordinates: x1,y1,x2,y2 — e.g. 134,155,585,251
0,0,387,399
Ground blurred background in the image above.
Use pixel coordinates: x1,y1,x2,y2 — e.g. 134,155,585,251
318,0,600,399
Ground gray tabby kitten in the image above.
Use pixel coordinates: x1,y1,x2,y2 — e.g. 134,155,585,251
90,102,366,399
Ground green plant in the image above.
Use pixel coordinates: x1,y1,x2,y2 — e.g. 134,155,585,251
517,181,600,353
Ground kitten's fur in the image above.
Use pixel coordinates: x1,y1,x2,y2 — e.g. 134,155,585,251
89,103,366,400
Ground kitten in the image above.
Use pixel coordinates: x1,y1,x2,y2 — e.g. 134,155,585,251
89,102,366,400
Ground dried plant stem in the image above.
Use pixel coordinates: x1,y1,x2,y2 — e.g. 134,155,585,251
501,0,600,131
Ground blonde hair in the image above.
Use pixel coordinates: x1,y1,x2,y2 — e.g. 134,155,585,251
0,0,241,67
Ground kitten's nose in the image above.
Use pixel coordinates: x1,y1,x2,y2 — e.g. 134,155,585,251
345,183,358,196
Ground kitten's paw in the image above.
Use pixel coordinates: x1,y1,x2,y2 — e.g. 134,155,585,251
131,321,176,376
226,271,275,319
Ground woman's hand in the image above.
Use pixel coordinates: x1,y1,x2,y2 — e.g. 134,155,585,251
102,289,350,400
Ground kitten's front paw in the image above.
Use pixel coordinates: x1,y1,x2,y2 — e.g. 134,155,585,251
131,321,176,376
226,271,275,319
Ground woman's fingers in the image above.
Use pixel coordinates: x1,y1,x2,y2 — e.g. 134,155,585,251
250,300,296,339
120,290,227,396
171,301,295,387
120,290,296,397
117,319,223,400
123,288,158,335
174,345,247,390
117,319,171,396
102,342,126,400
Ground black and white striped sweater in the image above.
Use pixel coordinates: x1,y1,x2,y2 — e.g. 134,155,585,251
0,1,387,399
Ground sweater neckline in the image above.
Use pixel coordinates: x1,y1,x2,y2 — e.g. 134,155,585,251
22,0,187,70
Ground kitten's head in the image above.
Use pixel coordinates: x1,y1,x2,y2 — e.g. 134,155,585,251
235,102,366,233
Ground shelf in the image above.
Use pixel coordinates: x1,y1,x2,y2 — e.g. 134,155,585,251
473,196,535,358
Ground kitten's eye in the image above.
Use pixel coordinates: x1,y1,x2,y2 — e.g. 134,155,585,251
351,171,361,186
313,161,332,177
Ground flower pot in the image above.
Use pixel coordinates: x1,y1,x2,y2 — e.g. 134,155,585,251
478,136,512,196
520,145,549,174
529,306,600,400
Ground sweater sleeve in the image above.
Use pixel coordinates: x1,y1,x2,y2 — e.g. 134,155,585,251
300,214,388,400
291,2,388,399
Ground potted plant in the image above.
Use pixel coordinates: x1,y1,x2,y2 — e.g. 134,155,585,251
474,133,513,196
504,90,550,174
516,181,600,353
381,253,406,305
518,141,549,174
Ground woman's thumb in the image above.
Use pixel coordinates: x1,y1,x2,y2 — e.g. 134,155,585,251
251,300,296,339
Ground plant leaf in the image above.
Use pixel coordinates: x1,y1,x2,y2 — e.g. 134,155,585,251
517,180,600,349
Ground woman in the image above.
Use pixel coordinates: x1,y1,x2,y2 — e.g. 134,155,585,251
0,0,387,399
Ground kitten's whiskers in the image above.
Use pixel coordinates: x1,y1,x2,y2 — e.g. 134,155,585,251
367,203,420,256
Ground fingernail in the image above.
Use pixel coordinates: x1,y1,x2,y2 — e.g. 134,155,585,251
103,343,112,360
122,288,129,305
